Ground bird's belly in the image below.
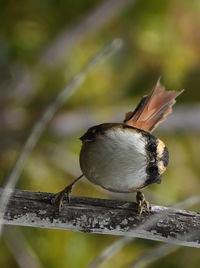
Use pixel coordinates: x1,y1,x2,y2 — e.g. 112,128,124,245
80,128,147,192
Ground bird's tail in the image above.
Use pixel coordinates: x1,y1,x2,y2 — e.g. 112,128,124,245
124,78,184,133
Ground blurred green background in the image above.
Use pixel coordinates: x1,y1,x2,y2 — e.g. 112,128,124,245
0,0,200,267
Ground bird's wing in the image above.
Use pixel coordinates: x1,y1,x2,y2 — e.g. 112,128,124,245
124,79,184,133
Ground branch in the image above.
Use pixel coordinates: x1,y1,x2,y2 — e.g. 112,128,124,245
1,189,200,248
87,194,200,268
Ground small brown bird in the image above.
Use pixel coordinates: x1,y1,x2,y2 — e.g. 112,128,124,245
53,79,184,217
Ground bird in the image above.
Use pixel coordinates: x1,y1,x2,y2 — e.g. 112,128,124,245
52,79,184,218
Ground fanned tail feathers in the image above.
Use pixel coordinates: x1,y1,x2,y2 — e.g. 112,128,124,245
124,79,184,133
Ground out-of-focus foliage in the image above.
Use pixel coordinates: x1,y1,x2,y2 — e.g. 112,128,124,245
0,0,200,267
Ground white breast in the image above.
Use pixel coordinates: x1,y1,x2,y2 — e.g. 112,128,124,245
80,128,147,193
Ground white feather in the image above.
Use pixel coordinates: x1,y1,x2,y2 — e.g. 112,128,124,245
80,128,147,192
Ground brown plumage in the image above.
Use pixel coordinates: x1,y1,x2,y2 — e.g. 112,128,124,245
124,79,184,133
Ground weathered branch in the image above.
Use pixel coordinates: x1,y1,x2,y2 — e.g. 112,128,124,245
87,194,200,268
1,189,200,248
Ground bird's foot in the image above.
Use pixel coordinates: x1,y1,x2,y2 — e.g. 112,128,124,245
51,184,72,212
136,191,151,219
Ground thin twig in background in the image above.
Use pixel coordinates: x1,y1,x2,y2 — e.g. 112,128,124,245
171,194,200,209
4,0,135,101
41,0,135,64
127,243,178,268
87,237,135,268
87,194,200,268
0,38,123,238
4,227,44,268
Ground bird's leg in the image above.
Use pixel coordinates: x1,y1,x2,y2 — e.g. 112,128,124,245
136,191,151,219
52,174,84,212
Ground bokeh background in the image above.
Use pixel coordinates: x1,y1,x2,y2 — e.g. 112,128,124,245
1,0,200,267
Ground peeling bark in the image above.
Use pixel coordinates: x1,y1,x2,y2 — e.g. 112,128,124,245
1,189,200,248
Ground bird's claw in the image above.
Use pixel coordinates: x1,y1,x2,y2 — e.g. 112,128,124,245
51,185,72,212
136,191,151,219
